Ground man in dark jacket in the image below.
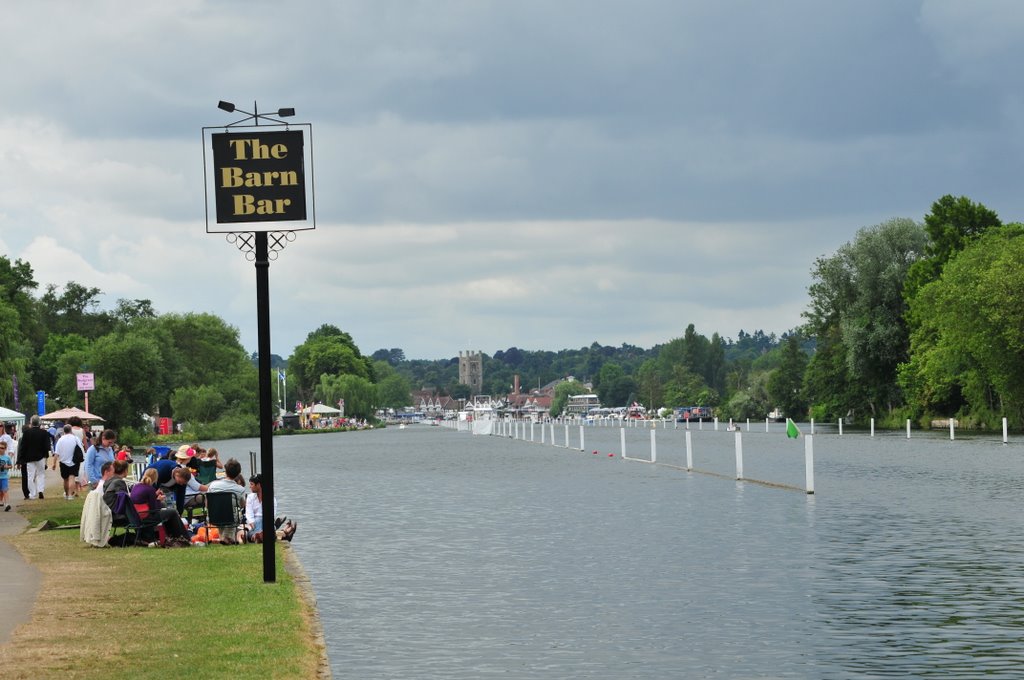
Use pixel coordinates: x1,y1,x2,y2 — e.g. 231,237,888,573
17,415,52,500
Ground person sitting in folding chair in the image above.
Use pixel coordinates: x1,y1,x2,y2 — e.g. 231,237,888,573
130,468,189,545
102,460,132,521
81,462,115,547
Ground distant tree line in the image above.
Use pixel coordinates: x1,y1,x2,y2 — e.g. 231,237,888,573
3,193,1020,436
369,194,1024,429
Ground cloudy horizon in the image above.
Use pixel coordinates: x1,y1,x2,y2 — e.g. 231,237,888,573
3,1,1022,360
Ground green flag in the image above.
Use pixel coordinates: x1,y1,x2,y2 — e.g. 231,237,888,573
786,418,801,439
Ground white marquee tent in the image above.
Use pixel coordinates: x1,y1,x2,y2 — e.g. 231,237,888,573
0,406,26,428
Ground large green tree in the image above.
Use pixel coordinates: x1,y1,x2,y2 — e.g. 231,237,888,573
38,282,110,341
766,334,809,419
77,331,165,429
0,297,30,409
904,195,1001,301
899,224,1024,427
804,217,926,419
0,256,41,348
373,361,413,409
131,312,257,420
170,384,227,425
595,362,636,407
34,333,91,403
550,380,589,416
289,325,373,401
315,373,377,420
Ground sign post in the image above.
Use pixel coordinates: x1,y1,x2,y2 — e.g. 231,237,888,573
77,372,95,414
204,101,315,584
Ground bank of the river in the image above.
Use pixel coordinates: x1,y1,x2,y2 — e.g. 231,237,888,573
0,484,329,679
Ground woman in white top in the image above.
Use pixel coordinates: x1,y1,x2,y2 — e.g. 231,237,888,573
68,416,87,494
240,473,295,543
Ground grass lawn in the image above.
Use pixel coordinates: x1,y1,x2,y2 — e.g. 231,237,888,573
0,495,326,679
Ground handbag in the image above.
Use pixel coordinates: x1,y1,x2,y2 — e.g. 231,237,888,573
72,444,84,465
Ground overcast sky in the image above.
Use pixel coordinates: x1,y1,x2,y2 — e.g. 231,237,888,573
2,1,1023,360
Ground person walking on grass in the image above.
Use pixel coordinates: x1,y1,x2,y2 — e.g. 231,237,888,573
0,439,12,511
54,424,84,500
17,415,52,500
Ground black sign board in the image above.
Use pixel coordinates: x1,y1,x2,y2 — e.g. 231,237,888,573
211,130,306,224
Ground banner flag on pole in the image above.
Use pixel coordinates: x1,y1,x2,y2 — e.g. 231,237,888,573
786,417,802,439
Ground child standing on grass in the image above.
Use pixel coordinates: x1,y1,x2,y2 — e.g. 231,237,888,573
0,439,12,511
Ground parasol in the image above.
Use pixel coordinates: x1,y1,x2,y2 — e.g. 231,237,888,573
39,406,105,422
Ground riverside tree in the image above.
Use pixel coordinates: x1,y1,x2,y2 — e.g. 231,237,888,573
289,324,374,403
766,334,809,419
899,224,1024,428
803,217,927,420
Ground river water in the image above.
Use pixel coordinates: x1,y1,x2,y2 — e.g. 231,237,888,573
219,424,1024,678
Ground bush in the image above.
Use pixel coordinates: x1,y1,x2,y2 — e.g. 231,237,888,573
193,411,259,440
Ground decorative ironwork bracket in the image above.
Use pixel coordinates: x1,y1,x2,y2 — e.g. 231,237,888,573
226,231,297,261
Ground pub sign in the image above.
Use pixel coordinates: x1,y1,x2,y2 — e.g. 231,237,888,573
212,130,306,223
203,123,315,233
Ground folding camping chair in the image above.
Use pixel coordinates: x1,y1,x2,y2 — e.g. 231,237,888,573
124,496,163,546
203,492,244,544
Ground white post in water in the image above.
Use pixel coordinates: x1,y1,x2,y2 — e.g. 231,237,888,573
870,418,875,437
906,419,911,439
699,418,704,431
746,418,750,432
550,422,556,445
651,429,657,463
530,421,534,442
620,428,626,459
714,417,719,431
541,423,545,444
734,431,743,480
1004,418,1009,445
565,424,570,448
838,418,843,436
579,426,585,452
765,418,769,433
949,418,955,441
805,435,815,494
810,418,815,435
685,430,693,471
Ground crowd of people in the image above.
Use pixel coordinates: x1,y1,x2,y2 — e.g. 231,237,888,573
85,444,297,547
1,416,297,547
